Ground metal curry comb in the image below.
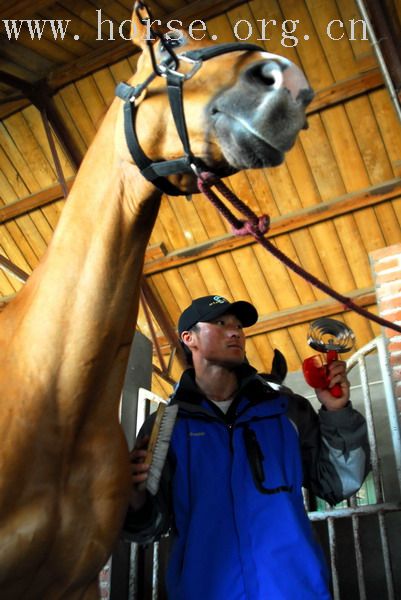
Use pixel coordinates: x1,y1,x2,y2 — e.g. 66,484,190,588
302,317,355,397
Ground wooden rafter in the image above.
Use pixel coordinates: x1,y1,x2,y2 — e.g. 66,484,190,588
308,69,383,114
39,96,83,170
0,97,29,119
246,289,376,337
141,278,187,369
0,72,82,168
0,179,74,224
0,71,38,97
0,246,166,282
154,287,377,354
0,1,55,19
143,178,401,276
0,255,29,282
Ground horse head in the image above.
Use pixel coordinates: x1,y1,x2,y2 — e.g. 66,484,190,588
120,2,314,194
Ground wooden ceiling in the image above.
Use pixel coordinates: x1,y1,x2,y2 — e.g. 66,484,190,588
1,0,401,398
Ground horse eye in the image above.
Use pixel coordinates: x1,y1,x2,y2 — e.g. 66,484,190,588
160,33,185,52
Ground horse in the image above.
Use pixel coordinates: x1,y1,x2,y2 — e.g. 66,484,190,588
0,3,313,598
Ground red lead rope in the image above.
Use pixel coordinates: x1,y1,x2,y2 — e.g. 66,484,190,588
197,171,401,335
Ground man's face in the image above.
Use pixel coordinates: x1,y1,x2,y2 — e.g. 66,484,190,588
186,312,246,367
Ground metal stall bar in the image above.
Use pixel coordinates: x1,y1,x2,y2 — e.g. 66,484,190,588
376,336,401,494
327,516,340,600
350,496,366,600
318,341,380,599
347,337,401,494
129,543,139,600
152,542,160,600
350,354,373,600
378,512,396,600
356,350,383,501
310,505,401,600
309,503,401,521
357,349,396,600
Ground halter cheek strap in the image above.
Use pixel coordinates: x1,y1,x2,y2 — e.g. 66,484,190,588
115,42,266,196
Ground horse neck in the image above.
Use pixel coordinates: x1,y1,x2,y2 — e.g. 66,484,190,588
3,100,162,414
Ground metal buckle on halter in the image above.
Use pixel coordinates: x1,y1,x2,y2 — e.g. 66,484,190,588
190,162,203,177
158,54,203,81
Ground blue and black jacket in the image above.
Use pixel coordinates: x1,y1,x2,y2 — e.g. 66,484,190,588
124,364,370,600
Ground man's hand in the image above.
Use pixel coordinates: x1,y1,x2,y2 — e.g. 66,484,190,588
129,436,150,511
315,360,350,411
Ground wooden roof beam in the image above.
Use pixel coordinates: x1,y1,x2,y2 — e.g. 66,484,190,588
0,97,30,118
247,288,376,337
308,68,383,114
0,72,82,168
154,287,377,354
0,255,29,282
0,70,41,102
143,178,401,275
141,278,187,369
0,1,55,20
0,179,75,224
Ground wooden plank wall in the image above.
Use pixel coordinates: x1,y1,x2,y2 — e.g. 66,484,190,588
0,0,401,398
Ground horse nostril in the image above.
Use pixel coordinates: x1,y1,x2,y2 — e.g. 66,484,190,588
260,62,282,87
298,87,314,107
246,61,283,90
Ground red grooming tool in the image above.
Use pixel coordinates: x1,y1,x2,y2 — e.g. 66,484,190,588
302,318,355,398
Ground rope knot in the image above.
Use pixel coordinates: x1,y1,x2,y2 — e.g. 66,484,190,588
233,215,270,237
197,171,219,187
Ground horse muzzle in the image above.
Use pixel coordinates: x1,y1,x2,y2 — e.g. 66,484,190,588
207,53,314,170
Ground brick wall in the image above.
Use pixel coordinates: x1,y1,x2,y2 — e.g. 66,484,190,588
370,243,401,410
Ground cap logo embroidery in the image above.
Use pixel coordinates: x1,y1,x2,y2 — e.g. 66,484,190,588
209,296,227,307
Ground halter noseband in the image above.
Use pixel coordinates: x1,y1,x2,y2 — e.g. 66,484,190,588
115,3,266,195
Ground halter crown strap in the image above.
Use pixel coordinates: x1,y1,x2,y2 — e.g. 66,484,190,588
183,42,265,62
116,41,266,195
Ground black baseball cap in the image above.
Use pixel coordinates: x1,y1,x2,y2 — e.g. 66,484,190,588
178,295,258,336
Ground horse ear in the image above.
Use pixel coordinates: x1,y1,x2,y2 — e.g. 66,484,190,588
130,2,152,50
271,349,288,383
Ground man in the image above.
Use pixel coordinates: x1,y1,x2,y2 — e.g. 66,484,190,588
124,295,370,599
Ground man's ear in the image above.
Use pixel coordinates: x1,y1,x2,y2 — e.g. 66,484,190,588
181,330,191,345
181,330,197,350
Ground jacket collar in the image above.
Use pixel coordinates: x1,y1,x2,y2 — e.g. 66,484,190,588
170,363,279,408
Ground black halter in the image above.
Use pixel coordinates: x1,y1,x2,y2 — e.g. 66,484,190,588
115,4,266,195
